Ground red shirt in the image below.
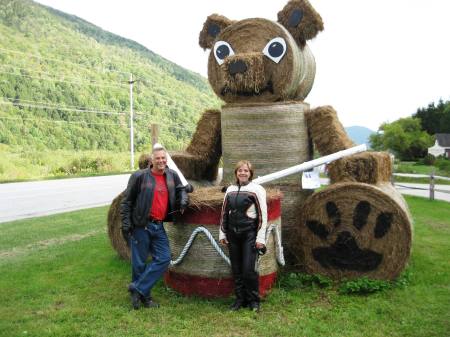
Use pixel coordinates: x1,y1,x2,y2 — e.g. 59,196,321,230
149,171,169,221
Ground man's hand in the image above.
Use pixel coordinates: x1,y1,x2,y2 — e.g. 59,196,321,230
255,242,265,249
219,239,229,246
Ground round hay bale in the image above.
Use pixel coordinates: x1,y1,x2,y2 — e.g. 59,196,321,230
274,183,312,268
106,156,150,260
221,101,311,184
206,18,317,104
164,186,282,298
299,182,412,280
107,191,130,260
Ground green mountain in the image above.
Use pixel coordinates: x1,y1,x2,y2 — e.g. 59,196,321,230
0,0,220,151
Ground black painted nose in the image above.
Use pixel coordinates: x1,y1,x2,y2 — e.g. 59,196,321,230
228,60,247,75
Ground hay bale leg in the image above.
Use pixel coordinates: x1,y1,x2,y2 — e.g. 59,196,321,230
299,182,412,280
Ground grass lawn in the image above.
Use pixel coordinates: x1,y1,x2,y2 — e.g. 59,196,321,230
0,196,449,337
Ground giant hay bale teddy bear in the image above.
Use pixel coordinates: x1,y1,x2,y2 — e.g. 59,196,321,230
170,0,412,280
108,0,412,284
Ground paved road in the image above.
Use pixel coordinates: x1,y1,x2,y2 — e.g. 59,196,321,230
393,182,450,201
0,174,130,223
1,175,448,223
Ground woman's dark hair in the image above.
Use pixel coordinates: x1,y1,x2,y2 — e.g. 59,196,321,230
234,160,254,184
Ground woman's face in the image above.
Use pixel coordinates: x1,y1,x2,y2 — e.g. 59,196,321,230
236,164,251,184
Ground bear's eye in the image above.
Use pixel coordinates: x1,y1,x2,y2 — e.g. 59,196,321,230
213,41,235,65
262,37,287,64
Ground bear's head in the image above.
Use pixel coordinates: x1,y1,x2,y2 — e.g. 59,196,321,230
199,0,323,104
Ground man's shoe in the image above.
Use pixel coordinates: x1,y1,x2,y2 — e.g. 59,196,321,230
249,301,260,312
128,285,141,310
229,299,246,311
140,295,160,308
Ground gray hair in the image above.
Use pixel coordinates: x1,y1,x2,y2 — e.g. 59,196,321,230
151,145,166,159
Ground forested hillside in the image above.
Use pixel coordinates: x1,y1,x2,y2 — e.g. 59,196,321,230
0,0,221,152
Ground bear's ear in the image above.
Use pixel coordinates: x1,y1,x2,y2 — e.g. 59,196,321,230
199,14,233,50
277,0,324,47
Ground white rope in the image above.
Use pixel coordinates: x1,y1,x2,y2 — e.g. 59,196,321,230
266,223,285,266
169,224,286,267
170,226,231,266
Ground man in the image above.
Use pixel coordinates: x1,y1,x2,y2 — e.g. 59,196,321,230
120,147,188,309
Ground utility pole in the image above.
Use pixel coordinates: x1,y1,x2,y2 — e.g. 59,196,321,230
151,123,160,147
129,73,135,170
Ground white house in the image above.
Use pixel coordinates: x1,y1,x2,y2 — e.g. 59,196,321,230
428,133,450,158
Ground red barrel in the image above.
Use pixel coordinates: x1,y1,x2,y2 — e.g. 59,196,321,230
164,193,282,298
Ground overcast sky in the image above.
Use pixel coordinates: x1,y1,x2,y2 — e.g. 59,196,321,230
34,0,450,131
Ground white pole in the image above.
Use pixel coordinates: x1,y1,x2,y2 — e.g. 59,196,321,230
253,144,367,185
153,143,189,187
129,73,134,170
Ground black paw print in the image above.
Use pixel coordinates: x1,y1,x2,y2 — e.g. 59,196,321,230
306,201,394,272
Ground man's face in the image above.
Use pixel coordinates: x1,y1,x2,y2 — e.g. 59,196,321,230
152,150,167,172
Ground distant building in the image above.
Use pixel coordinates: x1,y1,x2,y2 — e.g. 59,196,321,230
428,133,450,158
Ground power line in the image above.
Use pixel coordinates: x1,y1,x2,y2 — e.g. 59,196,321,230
0,115,124,126
0,64,125,88
0,70,126,90
1,97,128,114
0,47,130,76
0,100,126,116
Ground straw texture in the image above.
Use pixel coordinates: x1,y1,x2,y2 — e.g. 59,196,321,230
206,18,316,103
107,191,130,260
299,182,412,280
221,101,311,184
167,187,282,278
277,0,324,47
305,105,354,155
171,109,221,181
328,152,392,184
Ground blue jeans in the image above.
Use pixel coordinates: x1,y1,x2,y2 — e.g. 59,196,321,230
129,221,171,298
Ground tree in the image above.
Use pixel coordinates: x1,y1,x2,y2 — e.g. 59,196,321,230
413,99,450,134
370,117,433,160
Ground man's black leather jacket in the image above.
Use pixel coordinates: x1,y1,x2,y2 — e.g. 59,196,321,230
120,167,188,229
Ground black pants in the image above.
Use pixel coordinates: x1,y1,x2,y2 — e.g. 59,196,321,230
227,229,259,304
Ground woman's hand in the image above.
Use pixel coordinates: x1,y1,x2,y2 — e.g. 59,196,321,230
255,242,265,249
219,239,229,246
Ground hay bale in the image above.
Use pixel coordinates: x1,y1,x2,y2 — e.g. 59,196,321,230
299,182,412,280
305,106,354,155
221,101,311,184
138,153,151,169
171,109,221,181
328,152,392,184
107,191,130,261
165,186,282,298
107,155,150,260
277,0,324,47
271,183,313,269
206,18,317,103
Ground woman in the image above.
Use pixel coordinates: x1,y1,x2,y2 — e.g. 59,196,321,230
219,160,267,312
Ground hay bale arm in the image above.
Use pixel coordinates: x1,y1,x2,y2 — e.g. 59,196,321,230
305,105,393,185
171,109,222,181
305,105,354,155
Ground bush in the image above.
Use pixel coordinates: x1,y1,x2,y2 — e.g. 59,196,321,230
279,273,332,290
338,277,392,294
435,157,450,174
338,269,411,295
421,154,436,165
